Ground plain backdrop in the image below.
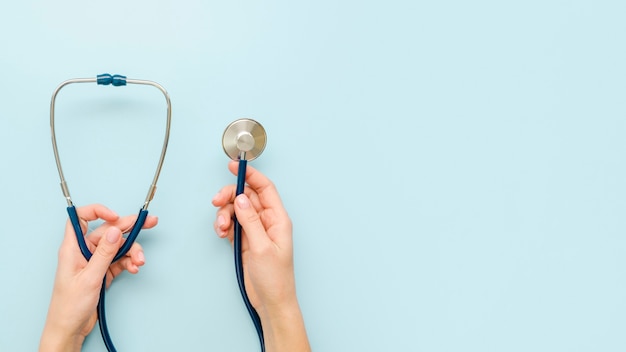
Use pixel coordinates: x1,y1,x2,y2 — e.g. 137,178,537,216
1,1,626,351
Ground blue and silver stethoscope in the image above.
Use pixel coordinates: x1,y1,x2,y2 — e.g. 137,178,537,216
222,118,267,352
50,74,171,352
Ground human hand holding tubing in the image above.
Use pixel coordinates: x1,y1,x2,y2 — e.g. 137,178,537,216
212,161,311,352
39,204,158,352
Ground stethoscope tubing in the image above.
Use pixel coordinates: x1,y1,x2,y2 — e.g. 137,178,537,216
234,159,266,351
67,206,148,262
98,276,115,351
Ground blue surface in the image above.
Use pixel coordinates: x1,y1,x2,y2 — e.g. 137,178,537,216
1,0,626,351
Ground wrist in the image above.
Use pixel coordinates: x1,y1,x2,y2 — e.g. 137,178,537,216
40,322,84,352
258,296,301,324
258,299,311,352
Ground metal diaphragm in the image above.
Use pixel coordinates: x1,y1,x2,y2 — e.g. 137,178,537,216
222,118,267,161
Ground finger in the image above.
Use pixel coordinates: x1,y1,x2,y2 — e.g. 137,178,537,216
234,193,272,250
227,161,286,214
109,257,137,278
86,215,159,245
63,204,119,243
77,204,119,223
214,205,250,249
141,215,158,229
211,186,233,207
105,256,138,288
109,243,145,278
83,227,122,284
214,204,234,238
211,185,240,206
212,184,262,210
110,214,158,233
127,242,146,267
60,205,120,264
112,241,145,270
220,216,236,246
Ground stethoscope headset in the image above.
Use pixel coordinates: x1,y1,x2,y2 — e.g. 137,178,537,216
50,74,267,351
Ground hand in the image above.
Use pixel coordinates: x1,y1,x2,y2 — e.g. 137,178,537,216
212,161,311,352
39,204,158,352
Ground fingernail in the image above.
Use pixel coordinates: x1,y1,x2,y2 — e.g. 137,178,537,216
212,193,220,203
217,215,226,228
137,251,145,263
106,228,119,243
237,194,250,209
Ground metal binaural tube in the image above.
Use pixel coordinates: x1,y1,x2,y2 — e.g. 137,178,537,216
49,75,171,210
128,79,172,210
50,78,97,205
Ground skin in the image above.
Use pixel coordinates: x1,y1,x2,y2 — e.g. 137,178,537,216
39,204,158,352
39,163,310,351
212,161,311,352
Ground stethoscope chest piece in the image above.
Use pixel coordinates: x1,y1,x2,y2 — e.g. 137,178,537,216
222,118,266,161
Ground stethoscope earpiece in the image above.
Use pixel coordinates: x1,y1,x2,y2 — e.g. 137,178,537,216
222,118,266,161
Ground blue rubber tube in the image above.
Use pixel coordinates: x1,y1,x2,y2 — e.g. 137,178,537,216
66,206,148,352
233,160,266,351
67,206,93,260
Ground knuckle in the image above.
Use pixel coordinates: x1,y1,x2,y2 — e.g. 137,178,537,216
250,242,274,257
83,274,103,291
245,211,260,224
96,243,116,260
284,217,293,231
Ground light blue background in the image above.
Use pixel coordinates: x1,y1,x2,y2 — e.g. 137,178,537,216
1,0,625,351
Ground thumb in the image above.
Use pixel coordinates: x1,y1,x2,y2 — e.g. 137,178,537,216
84,227,122,278
234,194,271,249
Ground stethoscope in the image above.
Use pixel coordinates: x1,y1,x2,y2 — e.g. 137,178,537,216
50,73,171,352
50,75,266,351
222,118,267,352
